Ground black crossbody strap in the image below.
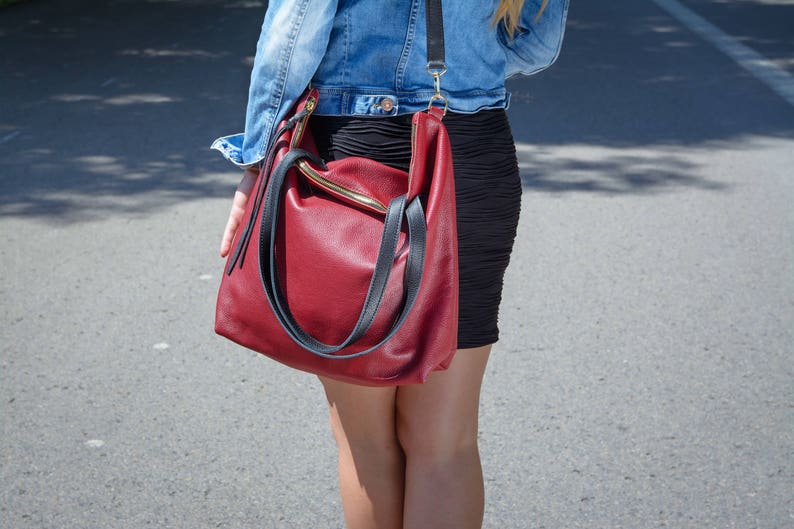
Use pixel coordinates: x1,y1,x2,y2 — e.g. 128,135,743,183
425,0,445,71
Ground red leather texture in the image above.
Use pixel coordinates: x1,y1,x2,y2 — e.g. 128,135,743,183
215,90,458,386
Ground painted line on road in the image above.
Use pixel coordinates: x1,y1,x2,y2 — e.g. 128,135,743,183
0,131,21,145
650,0,794,108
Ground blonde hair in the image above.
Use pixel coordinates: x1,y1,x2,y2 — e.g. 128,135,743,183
494,0,549,38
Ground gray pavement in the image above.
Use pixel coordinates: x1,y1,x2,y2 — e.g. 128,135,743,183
2,1,793,528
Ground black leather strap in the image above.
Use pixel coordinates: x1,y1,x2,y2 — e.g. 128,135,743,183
425,0,445,71
226,108,311,275
257,149,427,359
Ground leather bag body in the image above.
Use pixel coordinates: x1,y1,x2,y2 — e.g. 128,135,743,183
215,89,458,386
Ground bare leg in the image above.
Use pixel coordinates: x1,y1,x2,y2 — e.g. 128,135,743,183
318,377,404,529
396,346,491,529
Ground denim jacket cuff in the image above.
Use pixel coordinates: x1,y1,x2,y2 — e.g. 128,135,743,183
209,133,263,169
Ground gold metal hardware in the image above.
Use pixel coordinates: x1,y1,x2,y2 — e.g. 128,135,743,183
297,160,388,213
426,64,448,115
291,96,317,147
427,93,448,114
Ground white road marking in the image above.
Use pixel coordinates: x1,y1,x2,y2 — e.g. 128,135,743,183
650,0,794,108
84,439,105,448
0,131,21,144
153,342,170,350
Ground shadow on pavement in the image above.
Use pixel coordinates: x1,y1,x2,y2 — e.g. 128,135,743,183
1,0,263,223
1,0,792,222
508,1,794,193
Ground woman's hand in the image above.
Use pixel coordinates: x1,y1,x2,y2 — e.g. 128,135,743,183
220,167,259,258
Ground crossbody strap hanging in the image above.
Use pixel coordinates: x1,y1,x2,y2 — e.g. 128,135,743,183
425,0,448,113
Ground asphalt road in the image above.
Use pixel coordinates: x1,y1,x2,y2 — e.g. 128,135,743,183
2,1,793,528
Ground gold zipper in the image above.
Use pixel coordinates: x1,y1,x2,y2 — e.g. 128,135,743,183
407,121,417,185
291,96,317,148
297,160,388,213
291,96,387,213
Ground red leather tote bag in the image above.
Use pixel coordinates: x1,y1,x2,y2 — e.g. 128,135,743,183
214,88,458,386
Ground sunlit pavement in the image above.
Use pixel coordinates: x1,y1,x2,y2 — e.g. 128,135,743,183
2,1,792,528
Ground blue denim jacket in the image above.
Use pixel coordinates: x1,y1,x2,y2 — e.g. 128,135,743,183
211,0,570,168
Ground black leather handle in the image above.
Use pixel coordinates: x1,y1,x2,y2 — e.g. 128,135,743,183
258,149,427,359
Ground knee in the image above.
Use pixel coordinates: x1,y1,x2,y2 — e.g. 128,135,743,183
395,413,479,461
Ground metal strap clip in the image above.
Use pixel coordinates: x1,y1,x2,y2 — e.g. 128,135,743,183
426,64,448,115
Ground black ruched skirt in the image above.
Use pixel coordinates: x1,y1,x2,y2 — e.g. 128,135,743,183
310,109,522,349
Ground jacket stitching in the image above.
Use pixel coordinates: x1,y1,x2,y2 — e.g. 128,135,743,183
395,0,419,91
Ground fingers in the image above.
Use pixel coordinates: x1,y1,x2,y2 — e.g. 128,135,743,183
220,168,259,258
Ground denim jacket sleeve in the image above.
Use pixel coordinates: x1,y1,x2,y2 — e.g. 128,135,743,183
498,0,570,78
210,0,339,168
211,0,570,169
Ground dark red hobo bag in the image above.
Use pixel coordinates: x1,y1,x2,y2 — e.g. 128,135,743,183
215,90,458,386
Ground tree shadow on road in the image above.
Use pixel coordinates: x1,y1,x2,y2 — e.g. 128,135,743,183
508,1,794,194
1,0,262,224
1,0,792,223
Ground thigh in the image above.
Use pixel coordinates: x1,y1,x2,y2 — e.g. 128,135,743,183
319,376,400,448
395,346,491,453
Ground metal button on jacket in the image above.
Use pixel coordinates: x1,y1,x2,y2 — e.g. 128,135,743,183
379,98,395,112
